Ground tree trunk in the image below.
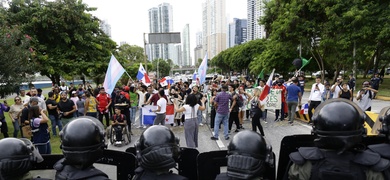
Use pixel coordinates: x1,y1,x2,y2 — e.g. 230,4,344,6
363,51,377,78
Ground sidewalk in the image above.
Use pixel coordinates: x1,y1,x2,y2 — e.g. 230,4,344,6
302,88,388,113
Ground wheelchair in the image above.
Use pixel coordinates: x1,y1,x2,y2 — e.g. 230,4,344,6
107,124,131,146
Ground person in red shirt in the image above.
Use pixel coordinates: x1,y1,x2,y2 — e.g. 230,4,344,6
96,87,112,126
273,80,287,121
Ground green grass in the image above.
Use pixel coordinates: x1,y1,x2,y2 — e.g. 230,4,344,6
1,95,63,154
305,75,390,97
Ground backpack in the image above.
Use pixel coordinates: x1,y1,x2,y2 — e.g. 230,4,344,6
116,92,127,104
113,114,125,122
235,93,243,107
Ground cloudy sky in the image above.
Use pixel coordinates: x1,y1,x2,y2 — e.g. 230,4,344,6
82,0,247,58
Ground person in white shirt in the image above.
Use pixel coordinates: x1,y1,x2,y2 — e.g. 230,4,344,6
356,81,378,111
152,90,167,125
174,94,206,148
24,87,46,111
137,85,147,128
331,77,349,98
308,76,325,124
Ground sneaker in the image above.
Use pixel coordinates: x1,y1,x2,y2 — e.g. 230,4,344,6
142,126,147,129
234,129,239,133
115,141,122,145
264,121,268,124
225,137,230,140
211,136,218,140
228,130,231,134
199,123,204,126
274,118,280,122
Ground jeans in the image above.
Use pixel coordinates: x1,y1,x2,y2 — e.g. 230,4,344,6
275,102,285,120
35,142,51,155
197,110,203,124
287,101,298,123
49,115,63,136
12,118,19,138
213,113,229,139
130,107,137,124
262,109,268,121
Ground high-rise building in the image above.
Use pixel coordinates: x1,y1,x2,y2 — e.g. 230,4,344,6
202,0,227,59
194,31,204,63
172,44,182,65
247,0,266,40
228,18,247,48
147,3,174,61
100,20,111,37
182,24,191,66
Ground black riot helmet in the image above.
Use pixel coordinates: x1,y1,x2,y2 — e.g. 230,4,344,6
0,138,42,180
312,98,366,153
378,107,390,141
227,130,273,179
136,125,180,171
60,117,105,169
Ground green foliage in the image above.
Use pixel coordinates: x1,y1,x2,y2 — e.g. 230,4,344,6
151,59,171,78
0,23,35,97
4,0,117,86
211,39,267,75
261,0,390,80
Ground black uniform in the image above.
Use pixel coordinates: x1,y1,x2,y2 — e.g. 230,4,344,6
133,167,188,180
54,159,109,180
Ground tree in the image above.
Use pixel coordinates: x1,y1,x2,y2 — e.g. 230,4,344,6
0,24,35,97
151,59,171,78
261,0,390,81
211,39,267,76
5,0,117,85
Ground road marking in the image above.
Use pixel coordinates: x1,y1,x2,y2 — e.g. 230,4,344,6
205,113,225,149
211,132,225,149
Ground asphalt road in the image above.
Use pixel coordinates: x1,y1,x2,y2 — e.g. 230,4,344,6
29,90,389,179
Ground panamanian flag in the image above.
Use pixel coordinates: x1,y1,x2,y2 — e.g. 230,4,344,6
136,63,151,86
142,105,157,125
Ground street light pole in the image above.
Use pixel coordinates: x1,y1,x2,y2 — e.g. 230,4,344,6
143,33,148,72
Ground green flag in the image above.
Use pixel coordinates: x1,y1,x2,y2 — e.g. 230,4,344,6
254,68,265,87
300,57,311,70
258,68,265,80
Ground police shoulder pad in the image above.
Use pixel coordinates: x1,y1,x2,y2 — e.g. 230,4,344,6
353,150,390,172
368,144,390,159
289,147,323,165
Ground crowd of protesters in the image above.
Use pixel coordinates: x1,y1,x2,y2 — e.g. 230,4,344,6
0,71,383,151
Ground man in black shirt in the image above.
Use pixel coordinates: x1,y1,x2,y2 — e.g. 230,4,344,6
46,92,62,136
58,92,76,126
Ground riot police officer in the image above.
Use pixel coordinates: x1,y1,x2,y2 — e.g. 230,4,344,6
215,130,274,180
0,137,45,180
133,125,187,180
368,107,390,179
287,98,388,180
54,117,109,180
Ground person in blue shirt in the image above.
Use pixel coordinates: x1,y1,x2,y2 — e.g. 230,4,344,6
286,78,302,125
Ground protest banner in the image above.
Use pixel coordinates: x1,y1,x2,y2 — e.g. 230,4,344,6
265,89,281,109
